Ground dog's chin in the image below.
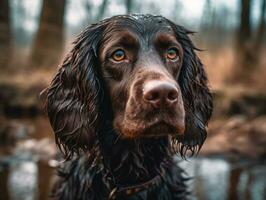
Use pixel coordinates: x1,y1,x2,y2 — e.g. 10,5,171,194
141,122,178,138
116,120,184,139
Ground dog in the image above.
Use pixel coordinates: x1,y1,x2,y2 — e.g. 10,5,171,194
46,14,213,200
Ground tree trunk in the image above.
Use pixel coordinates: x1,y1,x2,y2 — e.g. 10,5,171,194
126,0,133,14
37,161,54,200
31,0,66,68
0,0,11,68
0,0,10,42
254,0,266,49
96,0,108,21
230,0,254,84
238,0,252,44
0,168,10,200
227,166,242,200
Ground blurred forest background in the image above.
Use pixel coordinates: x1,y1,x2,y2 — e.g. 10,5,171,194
0,0,266,200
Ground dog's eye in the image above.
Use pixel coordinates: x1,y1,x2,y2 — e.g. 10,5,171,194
167,48,179,61
112,49,125,61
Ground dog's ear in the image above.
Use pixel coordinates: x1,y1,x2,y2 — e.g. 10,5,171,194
169,23,213,156
46,21,108,158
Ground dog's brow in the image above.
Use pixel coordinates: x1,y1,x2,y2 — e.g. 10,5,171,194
154,32,179,47
106,31,138,46
100,31,139,58
117,34,138,48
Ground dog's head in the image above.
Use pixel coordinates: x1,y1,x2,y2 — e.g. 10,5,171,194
46,14,213,158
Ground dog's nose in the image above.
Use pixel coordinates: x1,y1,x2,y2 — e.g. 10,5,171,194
143,81,179,108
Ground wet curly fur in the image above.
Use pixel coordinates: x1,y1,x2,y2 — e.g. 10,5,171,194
46,14,213,200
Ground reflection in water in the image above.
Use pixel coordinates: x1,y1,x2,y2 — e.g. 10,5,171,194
0,156,265,200
228,164,242,200
0,160,54,200
0,117,265,200
180,158,230,200
8,161,37,200
179,158,266,200
0,166,9,200
37,161,54,200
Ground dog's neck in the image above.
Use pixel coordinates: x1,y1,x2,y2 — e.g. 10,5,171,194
99,126,173,187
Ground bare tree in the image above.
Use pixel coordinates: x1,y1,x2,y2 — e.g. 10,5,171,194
126,0,133,14
37,161,54,200
84,0,93,22
0,168,10,199
254,0,266,49
227,166,243,200
237,0,252,44
0,0,10,43
230,0,254,83
0,0,11,68
171,0,183,22
231,0,266,83
200,0,213,31
96,0,108,21
30,0,66,68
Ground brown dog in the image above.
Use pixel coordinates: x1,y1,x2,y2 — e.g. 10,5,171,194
46,14,212,200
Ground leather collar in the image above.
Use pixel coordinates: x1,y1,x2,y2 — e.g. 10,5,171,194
108,174,163,199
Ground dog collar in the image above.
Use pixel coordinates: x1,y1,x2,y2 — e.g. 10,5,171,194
108,174,162,200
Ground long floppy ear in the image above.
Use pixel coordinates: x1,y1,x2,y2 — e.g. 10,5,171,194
46,21,108,158
170,23,213,156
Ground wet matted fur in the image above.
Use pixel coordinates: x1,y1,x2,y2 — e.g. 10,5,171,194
46,14,213,200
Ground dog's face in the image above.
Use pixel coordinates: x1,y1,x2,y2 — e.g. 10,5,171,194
99,17,185,138
46,14,213,157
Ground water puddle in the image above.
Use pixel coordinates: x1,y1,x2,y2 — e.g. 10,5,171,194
1,156,265,200
0,159,54,200
0,117,265,200
180,157,266,200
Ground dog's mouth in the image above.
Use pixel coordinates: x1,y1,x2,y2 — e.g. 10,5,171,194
141,121,180,137
116,117,185,139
